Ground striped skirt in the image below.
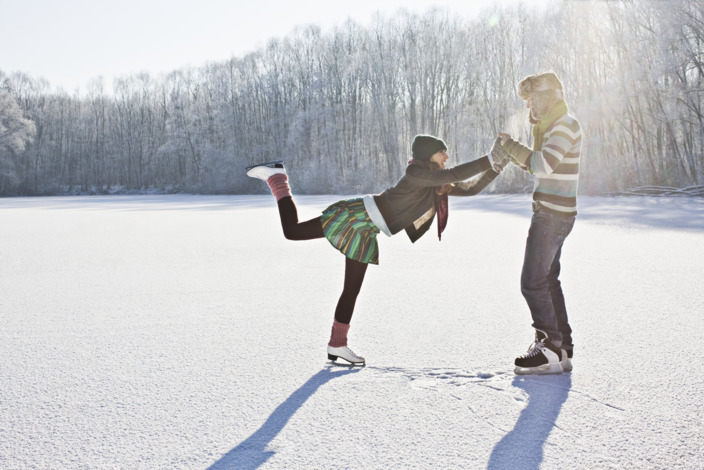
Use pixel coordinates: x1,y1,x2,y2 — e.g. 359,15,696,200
320,198,380,265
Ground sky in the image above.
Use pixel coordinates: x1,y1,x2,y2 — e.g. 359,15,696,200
1,0,548,94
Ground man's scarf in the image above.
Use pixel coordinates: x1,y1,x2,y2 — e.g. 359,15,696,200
532,100,569,150
409,159,450,241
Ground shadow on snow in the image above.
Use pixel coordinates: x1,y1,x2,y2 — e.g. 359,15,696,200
488,374,572,470
208,366,360,470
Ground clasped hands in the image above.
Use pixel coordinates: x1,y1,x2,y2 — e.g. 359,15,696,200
490,133,528,172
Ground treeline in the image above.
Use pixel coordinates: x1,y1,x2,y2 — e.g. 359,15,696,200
1,0,703,196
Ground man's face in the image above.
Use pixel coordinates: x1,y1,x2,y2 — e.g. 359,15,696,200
526,90,554,121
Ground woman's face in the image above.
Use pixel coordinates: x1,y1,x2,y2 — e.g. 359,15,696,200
430,150,449,169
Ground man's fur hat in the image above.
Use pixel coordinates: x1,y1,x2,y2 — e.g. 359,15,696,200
517,72,564,100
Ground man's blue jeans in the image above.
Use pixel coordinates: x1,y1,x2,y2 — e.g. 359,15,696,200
521,207,576,349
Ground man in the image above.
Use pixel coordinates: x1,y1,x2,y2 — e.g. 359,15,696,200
499,72,583,375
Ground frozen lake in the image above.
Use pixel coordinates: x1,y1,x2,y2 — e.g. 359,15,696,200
1,194,703,469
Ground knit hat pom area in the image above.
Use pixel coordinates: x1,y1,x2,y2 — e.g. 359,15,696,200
411,135,447,162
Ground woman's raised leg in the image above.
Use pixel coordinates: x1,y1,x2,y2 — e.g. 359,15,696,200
276,196,324,240
246,161,324,240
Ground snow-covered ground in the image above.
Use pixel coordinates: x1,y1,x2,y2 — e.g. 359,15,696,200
1,194,702,469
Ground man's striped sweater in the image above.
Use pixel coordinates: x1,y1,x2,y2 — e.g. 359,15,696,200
504,112,582,217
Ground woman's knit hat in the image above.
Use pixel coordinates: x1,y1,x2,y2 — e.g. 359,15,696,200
411,135,447,162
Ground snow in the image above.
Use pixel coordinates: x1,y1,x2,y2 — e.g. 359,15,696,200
1,194,703,469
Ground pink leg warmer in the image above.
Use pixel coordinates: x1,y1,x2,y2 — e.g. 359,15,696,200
267,173,291,201
328,320,350,348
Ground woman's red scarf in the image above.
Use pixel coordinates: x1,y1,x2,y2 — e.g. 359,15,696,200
409,159,450,240
435,187,449,240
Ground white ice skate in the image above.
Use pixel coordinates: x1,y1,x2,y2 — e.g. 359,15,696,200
245,160,286,181
327,345,365,366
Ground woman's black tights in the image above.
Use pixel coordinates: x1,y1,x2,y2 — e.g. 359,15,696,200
334,257,368,324
277,196,368,324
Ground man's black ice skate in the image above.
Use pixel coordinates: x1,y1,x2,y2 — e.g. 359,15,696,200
514,329,564,375
561,348,573,372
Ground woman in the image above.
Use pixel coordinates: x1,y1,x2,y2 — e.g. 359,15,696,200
246,135,510,365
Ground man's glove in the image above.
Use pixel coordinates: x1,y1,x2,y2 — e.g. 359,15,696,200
502,138,532,170
490,137,512,172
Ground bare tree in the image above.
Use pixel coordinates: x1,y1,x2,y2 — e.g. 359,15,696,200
0,89,36,193
4,0,704,195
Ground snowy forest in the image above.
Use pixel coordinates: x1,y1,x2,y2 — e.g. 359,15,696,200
1,0,703,196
